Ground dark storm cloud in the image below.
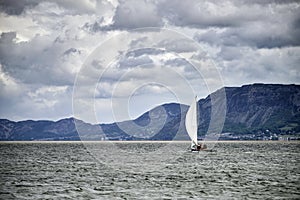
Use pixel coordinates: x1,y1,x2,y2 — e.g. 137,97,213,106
0,0,38,15
0,0,115,16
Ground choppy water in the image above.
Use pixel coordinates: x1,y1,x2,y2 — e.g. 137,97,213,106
0,141,299,199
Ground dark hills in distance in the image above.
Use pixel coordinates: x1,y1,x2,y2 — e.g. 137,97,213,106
1,83,299,141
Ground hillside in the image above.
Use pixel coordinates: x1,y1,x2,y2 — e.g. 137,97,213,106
198,84,300,140
0,84,299,141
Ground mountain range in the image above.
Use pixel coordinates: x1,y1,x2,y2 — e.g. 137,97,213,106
1,83,299,141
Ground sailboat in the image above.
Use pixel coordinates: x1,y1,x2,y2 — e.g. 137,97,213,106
185,96,206,152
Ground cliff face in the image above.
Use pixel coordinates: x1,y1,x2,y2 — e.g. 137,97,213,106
221,84,300,133
192,84,300,137
0,84,299,140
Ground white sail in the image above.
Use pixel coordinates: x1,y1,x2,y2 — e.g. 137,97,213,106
185,96,198,146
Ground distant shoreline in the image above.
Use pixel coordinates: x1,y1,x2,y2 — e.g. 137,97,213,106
0,140,299,143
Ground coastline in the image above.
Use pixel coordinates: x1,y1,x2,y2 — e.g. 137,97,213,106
0,140,299,144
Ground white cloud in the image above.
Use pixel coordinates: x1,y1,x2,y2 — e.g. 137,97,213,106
217,46,300,86
0,63,23,97
112,0,162,29
0,64,73,121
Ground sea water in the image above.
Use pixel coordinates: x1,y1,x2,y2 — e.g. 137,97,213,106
0,141,299,199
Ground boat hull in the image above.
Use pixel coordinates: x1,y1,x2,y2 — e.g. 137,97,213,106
190,148,213,152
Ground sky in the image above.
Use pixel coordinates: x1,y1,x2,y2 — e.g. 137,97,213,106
0,0,299,124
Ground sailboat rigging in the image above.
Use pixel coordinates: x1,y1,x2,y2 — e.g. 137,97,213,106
185,96,206,151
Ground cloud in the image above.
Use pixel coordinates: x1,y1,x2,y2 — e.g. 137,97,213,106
0,0,115,16
0,0,299,123
0,0,39,15
156,38,198,53
0,63,23,98
158,0,300,30
157,0,252,28
0,32,75,86
0,62,73,120
125,48,165,57
0,0,116,86
216,46,300,86
195,23,300,49
193,1,300,48
112,0,162,29
217,46,243,61
118,54,153,68
236,0,300,5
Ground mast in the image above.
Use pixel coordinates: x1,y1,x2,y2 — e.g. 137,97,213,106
194,95,198,145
